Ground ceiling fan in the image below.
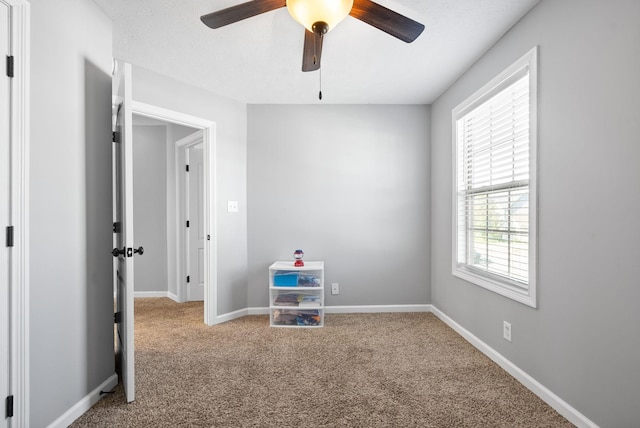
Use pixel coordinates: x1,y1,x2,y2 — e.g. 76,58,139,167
200,0,425,72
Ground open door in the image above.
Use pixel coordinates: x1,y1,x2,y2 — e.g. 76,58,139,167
174,131,206,302
112,61,137,403
187,144,205,301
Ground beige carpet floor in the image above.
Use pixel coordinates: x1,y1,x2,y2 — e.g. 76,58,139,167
72,298,573,427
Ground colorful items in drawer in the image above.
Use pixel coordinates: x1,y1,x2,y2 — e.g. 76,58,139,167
273,271,320,287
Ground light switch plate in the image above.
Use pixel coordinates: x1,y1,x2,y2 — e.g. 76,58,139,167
503,321,512,342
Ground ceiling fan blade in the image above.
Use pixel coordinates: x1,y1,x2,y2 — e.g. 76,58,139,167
302,30,323,72
200,0,286,29
350,0,425,43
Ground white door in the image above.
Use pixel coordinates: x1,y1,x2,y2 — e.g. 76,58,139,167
112,61,136,402
187,145,205,301
1,2,11,425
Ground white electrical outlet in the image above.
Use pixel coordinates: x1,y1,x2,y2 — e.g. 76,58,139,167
227,201,238,213
503,321,512,342
331,283,339,295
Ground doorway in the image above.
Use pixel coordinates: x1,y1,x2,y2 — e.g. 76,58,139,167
131,115,200,302
131,101,218,324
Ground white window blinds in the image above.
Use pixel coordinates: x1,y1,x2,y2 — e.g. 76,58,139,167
456,72,530,286
453,47,537,307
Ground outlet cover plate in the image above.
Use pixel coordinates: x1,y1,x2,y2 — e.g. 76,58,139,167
331,283,339,295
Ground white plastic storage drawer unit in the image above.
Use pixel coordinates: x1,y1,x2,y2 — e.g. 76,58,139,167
268,261,324,328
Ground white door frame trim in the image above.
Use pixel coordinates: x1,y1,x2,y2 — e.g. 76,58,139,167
3,0,30,425
130,101,217,325
175,131,204,303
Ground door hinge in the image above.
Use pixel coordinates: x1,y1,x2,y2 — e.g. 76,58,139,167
186,220,190,228
186,275,190,283
6,395,14,418
186,164,189,172
112,131,120,143
112,222,121,233
6,226,14,247
6,56,14,78
114,312,122,324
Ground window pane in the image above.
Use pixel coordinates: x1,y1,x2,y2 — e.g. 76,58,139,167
464,187,528,286
456,72,530,287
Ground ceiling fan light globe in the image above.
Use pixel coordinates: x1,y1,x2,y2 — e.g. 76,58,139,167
286,0,353,33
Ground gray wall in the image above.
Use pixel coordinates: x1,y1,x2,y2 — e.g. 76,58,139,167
133,125,168,293
30,0,114,425
131,66,249,315
247,105,430,308
430,1,640,426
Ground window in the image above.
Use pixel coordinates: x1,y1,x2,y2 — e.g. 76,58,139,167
452,47,537,307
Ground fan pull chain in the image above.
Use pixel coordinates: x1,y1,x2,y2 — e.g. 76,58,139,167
316,35,322,101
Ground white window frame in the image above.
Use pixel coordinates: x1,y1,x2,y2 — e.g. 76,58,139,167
452,47,538,308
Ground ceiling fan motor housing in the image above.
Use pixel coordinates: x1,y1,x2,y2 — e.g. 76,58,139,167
312,21,329,35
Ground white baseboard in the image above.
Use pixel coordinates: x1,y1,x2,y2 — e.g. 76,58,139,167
214,306,278,323
47,373,118,428
134,291,171,298
325,304,431,313
133,292,180,302
215,307,250,324
430,306,599,428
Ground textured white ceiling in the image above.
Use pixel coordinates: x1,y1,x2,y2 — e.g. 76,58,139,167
93,0,539,104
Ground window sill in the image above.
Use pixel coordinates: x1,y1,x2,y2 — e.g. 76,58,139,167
453,266,537,308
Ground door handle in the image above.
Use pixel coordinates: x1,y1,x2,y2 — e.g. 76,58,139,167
125,246,144,257
112,247,125,257
112,247,143,257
